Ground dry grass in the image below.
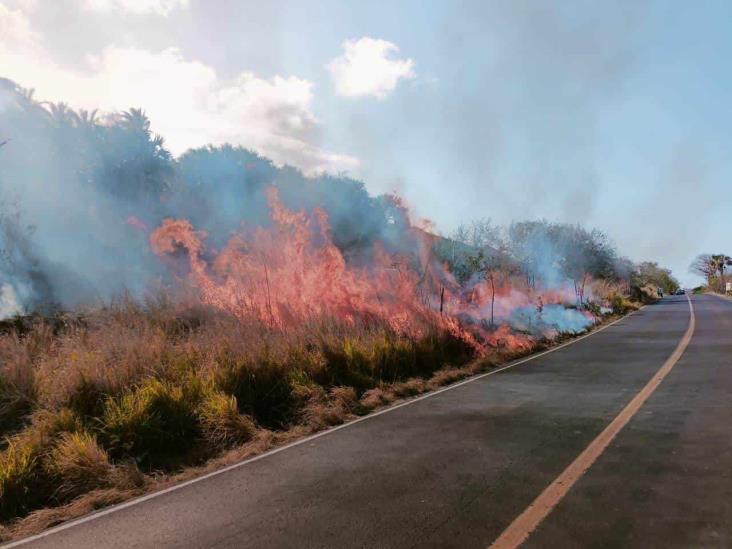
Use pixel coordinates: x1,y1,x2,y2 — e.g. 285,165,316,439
1,488,143,543
198,391,257,449
0,295,479,529
45,432,114,499
0,293,617,540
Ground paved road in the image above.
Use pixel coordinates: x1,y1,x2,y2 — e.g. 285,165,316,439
12,294,730,548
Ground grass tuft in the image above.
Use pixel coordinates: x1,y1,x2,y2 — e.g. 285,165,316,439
197,391,256,449
44,432,113,500
0,436,42,521
101,378,202,469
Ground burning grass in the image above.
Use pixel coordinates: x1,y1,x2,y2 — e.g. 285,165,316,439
0,192,638,538
0,292,626,538
0,296,476,529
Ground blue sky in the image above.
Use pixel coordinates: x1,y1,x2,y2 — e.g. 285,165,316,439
1,0,731,285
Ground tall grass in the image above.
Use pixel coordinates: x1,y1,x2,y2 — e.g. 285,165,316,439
0,295,482,526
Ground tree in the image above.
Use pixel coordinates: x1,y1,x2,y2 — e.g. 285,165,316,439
711,254,732,291
451,219,508,326
634,262,679,295
690,254,731,291
690,254,715,282
446,219,503,284
506,220,618,303
463,247,512,327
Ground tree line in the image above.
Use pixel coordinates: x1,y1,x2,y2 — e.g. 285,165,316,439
0,77,680,313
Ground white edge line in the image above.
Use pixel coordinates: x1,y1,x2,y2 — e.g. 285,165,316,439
3,307,646,547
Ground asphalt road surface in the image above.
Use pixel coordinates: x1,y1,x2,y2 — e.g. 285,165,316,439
10,294,731,549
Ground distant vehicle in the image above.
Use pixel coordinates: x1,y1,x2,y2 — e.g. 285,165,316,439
676,288,686,295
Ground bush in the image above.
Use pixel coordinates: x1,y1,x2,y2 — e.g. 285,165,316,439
609,294,639,315
631,284,661,303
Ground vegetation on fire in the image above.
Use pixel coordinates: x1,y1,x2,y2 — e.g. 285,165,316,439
0,79,675,537
0,296,489,531
0,283,639,535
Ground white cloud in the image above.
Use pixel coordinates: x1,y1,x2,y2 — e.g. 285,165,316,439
80,0,190,16
0,7,357,175
327,37,415,99
0,3,39,51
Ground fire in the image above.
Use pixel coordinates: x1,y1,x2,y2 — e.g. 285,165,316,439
151,189,466,339
150,187,594,354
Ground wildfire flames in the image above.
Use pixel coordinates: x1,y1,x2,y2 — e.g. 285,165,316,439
150,188,595,354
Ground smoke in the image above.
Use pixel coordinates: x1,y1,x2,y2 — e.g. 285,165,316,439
0,283,22,317
510,304,594,335
0,77,628,346
0,77,410,314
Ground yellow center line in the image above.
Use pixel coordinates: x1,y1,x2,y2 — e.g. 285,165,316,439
489,295,696,549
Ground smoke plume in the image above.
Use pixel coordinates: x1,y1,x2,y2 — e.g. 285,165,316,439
0,77,630,348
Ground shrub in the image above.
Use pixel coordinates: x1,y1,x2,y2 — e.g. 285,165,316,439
418,330,475,374
609,294,640,315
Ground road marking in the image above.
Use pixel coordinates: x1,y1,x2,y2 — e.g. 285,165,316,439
488,295,695,549
4,308,642,548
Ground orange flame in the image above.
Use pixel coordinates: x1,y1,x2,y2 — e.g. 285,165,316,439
150,188,483,347
150,187,592,354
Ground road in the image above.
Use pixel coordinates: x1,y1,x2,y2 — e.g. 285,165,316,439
10,294,732,548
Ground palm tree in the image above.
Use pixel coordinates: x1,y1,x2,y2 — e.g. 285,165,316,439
711,254,732,291
41,101,82,133
120,108,151,134
19,85,35,104
76,109,99,129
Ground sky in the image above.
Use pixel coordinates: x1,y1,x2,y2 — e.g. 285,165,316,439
1,0,731,286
